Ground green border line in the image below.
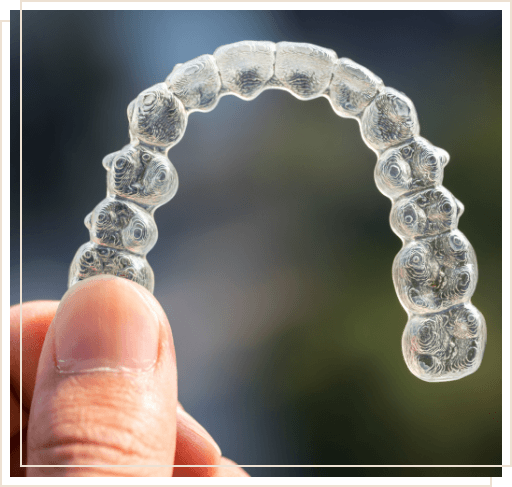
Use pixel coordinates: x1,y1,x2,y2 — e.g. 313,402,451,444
4,1,512,487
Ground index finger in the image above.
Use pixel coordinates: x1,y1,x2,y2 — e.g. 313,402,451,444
10,301,60,436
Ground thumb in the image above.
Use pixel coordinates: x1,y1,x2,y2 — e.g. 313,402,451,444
26,275,177,476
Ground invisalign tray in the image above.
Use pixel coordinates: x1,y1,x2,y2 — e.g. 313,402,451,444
68,41,487,383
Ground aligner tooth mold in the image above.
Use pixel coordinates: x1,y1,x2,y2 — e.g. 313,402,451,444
68,242,155,293
166,54,222,113
86,197,158,255
402,303,486,382
374,136,449,200
390,186,463,241
69,41,486,382
393,230,478,315
328,57,384,119
273,42,337,100
214,41,276,100
127,82,188,149
361,87,420,153
103,144,178,211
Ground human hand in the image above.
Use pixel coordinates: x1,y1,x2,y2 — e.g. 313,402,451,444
10,275,249,477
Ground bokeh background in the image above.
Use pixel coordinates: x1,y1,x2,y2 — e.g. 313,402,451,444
11,9,502,477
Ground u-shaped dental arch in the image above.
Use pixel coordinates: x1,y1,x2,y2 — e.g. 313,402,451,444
69,41,486,383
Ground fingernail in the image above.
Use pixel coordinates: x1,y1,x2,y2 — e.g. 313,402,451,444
54,276,160,374
177,404,222,456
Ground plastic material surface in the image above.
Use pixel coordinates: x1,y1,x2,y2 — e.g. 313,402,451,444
69,41,486,382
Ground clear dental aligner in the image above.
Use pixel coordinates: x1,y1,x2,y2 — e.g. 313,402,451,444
69,41,486,382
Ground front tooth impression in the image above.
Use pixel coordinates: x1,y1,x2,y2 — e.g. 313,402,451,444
214,40,276,100
274,42,337,100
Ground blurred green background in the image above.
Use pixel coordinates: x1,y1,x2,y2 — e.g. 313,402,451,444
12,9,501,476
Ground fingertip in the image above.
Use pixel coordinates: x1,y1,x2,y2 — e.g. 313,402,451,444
62,276,176,369
65,276,176,362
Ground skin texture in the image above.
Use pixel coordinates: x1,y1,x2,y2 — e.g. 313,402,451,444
10,275,249,477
